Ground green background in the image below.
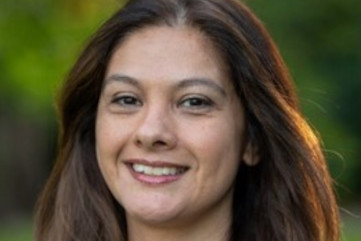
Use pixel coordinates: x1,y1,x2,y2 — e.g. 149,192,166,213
0,0,360,240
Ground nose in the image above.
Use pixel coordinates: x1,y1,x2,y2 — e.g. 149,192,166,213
134,107,177,151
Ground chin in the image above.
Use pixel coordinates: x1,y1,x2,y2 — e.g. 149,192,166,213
132,212,179,225
124,200,187,226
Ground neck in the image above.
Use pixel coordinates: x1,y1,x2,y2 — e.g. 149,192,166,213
126,199,232,241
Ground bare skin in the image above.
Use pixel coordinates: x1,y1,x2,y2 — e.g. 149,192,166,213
96,25,255,241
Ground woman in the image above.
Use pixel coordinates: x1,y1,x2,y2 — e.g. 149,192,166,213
35,0,340,240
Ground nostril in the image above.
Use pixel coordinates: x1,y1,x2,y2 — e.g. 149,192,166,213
133,123,177,150
135,136,175,150
136,139,167,148
153,140,167,147
135,139,142,147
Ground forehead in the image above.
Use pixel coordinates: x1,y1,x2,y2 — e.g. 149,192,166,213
106,25,230,89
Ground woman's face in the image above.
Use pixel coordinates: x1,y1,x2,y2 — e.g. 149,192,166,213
96,25,248,226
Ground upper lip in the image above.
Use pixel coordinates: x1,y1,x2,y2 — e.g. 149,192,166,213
124,158,189,168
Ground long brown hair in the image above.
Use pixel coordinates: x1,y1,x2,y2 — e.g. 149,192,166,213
35,0,340,240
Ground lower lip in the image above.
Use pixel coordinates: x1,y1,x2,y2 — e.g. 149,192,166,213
126,165,186,185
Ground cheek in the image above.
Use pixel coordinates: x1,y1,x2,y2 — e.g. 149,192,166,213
184,117,244,173
95,114,135,201
95,114,130,180
96,117,115,161
95,116,115,181
182,118,243,207
96,114,129,159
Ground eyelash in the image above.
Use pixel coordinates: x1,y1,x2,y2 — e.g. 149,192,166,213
111,94,142,107
110,94,214,113
178,96,214,110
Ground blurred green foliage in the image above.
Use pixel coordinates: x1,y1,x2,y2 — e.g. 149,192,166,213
0,0,126,220
0,0,124,113
248,0,361,200
0,0,360,229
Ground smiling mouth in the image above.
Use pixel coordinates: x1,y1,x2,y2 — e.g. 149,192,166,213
124,160,189,184
131,163,188,176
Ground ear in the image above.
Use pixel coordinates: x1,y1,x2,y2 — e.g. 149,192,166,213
242,139,260,166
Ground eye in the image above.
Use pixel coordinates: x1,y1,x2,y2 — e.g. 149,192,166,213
111,94,142,108
179,95,214,112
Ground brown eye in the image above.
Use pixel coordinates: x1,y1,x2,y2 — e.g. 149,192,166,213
112,95,142,107
179,95,214,112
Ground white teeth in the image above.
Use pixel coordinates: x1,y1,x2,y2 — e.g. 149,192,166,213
152,168,163,176
132,163,184,176
143,166,151,174
169,168,177,175
162,168,170,175
133,164,144,172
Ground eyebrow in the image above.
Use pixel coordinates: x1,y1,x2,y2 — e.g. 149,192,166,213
176,78,227,97
104,74,227,97
104,74,140,87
